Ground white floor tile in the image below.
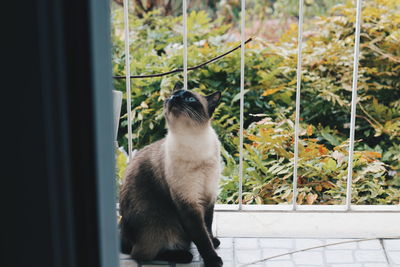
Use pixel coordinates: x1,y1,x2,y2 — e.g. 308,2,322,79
235,238,260,249
354,250,387,262
235,249,262,264
388,251,400,264
325,239,358,250
262,248,291,260
358,240,382,250
259,238,294,249
216,248,233,262
293,251,324,265
331,264,362,267
295,238,324,251
119,237,399,267
325,250,354,263
218,238,233,249
265,261,294,267
384,239,400,251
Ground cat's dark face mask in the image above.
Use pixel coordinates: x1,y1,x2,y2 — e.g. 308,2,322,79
164,89,221,126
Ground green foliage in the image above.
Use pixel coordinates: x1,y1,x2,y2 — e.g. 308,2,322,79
220,114,399,205
115,148,128,196
112,6,230,150
112,0,400,205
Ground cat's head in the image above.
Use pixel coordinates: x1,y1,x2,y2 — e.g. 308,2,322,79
164,88,221,130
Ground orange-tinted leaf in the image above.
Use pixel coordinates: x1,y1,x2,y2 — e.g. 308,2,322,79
262,85,285,96
297,192,306,204
364,151,382,159
247,135,258,141
322,181,336,189
306,193,318,205
318,145,329,155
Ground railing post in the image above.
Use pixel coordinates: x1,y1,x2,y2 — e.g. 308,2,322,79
123,0,133,160
292,0,304,211
346,0,363,210
182,0,188,90
238,0,246,210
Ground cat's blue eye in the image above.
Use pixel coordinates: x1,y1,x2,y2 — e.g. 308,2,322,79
185,97,196,102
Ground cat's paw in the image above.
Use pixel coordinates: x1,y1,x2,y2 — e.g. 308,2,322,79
212,237,221,249
204,256,223,267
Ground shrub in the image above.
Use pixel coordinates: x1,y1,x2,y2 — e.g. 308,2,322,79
112,0,400,204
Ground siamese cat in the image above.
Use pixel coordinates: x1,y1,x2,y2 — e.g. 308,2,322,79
119,88,223,267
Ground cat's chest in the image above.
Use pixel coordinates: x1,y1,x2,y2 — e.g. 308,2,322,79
164,139,220,205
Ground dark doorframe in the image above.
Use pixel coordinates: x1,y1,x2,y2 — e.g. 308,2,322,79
2,0,119,267
89,0,120,266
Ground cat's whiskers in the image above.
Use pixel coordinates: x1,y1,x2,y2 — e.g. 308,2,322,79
182,103,205,124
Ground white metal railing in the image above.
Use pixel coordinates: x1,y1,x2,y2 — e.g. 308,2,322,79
120,0,400,213
238,0,246,210
292,0,304,211
345,0,363,210
123,0,133,160
183,0,188,90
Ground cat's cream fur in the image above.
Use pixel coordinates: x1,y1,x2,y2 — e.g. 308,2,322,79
164,123,221,205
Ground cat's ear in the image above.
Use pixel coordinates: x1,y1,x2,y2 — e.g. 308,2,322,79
173,82,183,92
206,91,222,117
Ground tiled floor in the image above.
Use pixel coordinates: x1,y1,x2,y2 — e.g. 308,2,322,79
119,238,400,267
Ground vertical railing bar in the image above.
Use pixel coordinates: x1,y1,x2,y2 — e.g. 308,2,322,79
182,0,188,90
292,0,304,211
238,0,245,210
123,0,133,160
346,0,363,210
